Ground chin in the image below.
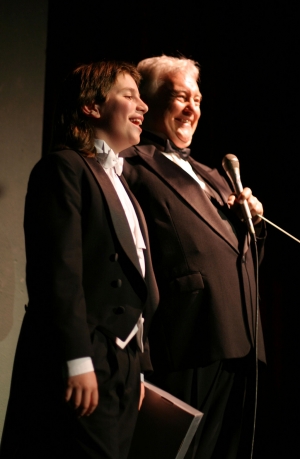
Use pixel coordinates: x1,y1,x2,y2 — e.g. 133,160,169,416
133,135,141,145
171,133,192,149
175,139,192,149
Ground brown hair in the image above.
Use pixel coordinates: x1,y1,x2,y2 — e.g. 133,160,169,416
52,61,141,154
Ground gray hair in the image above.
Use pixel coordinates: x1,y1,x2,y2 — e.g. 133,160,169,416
137,55,200,100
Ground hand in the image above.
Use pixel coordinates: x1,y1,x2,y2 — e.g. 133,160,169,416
228,187,263,225
65,371,98,417
139,382,145,410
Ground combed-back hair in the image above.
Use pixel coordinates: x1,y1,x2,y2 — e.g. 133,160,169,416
52,61,141,154
137,55,200,103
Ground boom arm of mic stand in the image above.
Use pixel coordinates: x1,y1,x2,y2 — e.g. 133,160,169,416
257,214,300,244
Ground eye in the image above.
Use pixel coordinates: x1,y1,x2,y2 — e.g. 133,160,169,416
124,95,133,100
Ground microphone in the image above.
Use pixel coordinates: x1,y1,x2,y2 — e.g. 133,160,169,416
222,154,255,235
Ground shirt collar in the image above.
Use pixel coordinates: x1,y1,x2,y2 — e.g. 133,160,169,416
94,139,123,176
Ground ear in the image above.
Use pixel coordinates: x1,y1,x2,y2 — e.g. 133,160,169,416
82,103,101,119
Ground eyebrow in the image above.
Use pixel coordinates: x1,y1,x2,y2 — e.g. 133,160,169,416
120,87,138,92
119,87,141,95
171,89,202,100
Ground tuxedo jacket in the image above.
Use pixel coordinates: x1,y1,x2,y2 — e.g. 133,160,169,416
21,149,158,372
0,148,159,458
121,143,266,371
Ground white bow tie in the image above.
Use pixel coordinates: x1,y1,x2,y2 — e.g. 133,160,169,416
94,139,123,176
96,149,124,176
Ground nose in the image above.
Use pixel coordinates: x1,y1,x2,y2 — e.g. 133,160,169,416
184,98,200,118
137,97,148,114
184,98,196,112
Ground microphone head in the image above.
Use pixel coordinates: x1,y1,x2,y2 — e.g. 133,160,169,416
222,154,240,173
222,153,243,193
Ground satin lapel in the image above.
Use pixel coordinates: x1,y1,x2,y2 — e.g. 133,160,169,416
188,158,232,204
189,159,251,254
119,175,149,248
136,145,239,253
81,156,143,277
119,175,159,306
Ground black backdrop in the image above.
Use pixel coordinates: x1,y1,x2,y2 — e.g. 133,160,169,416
44,1,299,456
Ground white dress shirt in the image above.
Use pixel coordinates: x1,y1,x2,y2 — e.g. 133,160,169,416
162,152,206,190
67,140,146,377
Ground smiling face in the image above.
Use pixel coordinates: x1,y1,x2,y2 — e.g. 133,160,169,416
144,71,201,148
91,73,148,153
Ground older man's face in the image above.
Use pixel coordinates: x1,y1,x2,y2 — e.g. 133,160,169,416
147,72,201,148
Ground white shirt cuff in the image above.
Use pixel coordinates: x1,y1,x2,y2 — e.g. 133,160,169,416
140,373,144,382
67,357,94,377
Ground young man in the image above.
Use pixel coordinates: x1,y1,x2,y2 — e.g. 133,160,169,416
0,61,158,459
121,55,266,459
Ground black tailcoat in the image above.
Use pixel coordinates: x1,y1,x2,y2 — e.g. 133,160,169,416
0,149,158,458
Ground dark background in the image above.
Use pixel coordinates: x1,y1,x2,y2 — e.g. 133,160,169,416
44,1,299,456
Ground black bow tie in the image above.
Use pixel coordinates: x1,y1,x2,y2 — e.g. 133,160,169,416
142,131,191,160
165,139,191,159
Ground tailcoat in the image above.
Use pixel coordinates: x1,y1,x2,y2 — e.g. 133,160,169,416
0,149,158,458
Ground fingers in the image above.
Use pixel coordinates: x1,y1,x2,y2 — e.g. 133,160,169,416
65,384,73,403
79,386,99,417
227,193,236,207
72,385,83,411
235,187,252,204
65,371,99,417
83,386,99,416
88,387,99,416
238,187,263,222
228,187,263,225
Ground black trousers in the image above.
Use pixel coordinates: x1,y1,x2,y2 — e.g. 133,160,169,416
66,331,141,459
150,353,259,459
0,324,141,459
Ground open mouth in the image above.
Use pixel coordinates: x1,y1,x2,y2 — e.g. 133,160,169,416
175,118,192,125
130,118,142,126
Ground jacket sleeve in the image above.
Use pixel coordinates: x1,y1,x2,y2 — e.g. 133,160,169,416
24,151,93,361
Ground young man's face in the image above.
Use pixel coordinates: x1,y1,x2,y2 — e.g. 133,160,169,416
94,73,148,153
145,72,202,148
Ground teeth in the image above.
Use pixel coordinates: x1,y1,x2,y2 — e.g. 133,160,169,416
180,119,191,124
130,118,142,125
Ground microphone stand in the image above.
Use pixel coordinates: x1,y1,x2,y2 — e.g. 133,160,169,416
257,214,300,243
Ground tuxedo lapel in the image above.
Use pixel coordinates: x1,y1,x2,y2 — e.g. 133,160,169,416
80,155,143,277
188,158,232,204
135,145,240,253
119,175,159,309
119,175,149,246
189,159,251,254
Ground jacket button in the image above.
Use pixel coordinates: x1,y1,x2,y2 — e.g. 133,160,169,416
113,306,125,315
110,253,119,262
241,255,246,263
111,279,122,288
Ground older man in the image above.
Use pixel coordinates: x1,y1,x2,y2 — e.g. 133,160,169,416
121,56,266,458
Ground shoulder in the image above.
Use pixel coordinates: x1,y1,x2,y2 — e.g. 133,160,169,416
30,150,91,178
27,150,98,197
41,149,87,168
